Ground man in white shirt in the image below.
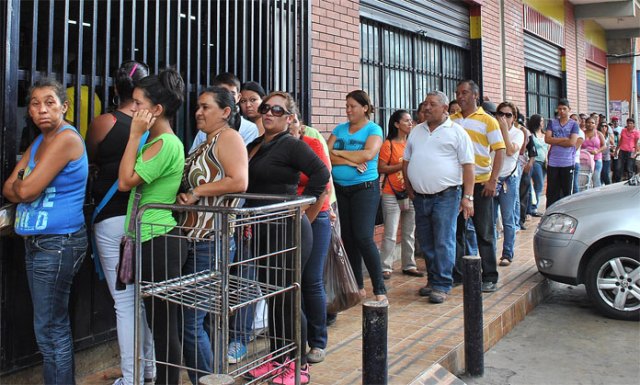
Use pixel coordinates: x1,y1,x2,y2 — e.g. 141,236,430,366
403,90,475,304
190,72,259,151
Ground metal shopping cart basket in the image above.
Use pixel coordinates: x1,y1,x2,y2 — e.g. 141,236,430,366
132,193,315,384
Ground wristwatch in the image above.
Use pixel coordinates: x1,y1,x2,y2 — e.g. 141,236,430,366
463,194,474,201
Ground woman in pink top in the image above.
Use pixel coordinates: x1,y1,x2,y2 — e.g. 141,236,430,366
615,118,640,181
582,117,606,187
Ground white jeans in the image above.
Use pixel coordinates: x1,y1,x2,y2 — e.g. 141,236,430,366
380,193,417,272
94,216,155,385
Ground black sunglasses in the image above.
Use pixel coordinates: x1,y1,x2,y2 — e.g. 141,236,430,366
258,103,291,117
496,111,513,118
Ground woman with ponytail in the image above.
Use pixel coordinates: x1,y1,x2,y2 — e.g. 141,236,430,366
118,68,188,384
86,61,156,385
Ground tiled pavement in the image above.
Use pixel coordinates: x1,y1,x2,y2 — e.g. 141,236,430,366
6,216,549,385
309,216,549,385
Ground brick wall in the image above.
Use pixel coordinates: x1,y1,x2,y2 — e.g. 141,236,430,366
564,1,579,110
503,0,526,113
574,19,588,113
310,0,360,135
480,1,503,102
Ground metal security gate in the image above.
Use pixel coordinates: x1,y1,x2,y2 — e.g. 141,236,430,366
587,62,607,114
360,17,469,132
0,0,310,375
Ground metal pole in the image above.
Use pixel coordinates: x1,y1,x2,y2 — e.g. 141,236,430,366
463,255,484,376
362,299,388,385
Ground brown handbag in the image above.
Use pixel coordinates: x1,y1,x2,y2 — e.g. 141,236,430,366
116,191,142,290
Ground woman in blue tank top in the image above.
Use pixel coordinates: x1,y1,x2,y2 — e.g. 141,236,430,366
3,78,88,385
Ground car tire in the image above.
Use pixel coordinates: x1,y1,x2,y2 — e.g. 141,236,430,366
584,243,640,321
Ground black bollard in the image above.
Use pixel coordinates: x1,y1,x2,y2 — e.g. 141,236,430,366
362,299,388,385
463,255,484,376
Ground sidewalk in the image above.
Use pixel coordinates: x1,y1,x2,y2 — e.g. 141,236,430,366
13,217,547,385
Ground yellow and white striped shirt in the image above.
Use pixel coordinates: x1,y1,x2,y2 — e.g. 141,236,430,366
450,107,506,183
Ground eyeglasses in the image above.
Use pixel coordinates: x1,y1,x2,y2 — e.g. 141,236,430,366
496,111,513,118
258,103,291,117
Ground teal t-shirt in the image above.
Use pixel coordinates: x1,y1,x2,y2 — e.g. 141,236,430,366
125,133,185,242
331,120,383,186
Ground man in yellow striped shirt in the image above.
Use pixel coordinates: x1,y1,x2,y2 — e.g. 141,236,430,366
450,80,506,292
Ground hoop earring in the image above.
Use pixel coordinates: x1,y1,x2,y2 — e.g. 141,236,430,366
112,95,120,106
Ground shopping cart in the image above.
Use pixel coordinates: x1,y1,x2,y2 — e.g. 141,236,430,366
132,194,315,384
577,149,595,192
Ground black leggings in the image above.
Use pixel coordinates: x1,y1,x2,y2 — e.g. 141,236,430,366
141,228,188,385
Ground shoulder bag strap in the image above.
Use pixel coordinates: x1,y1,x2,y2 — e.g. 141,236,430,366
91,131,149,279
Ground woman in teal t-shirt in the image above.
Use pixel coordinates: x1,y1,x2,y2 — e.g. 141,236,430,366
118,68,187,385
327,90,387,304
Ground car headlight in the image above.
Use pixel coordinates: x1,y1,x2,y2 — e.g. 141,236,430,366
539,213,577,234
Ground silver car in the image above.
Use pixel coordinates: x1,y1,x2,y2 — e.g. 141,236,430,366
534,175,640,321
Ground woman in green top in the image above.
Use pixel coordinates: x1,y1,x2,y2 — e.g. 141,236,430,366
118,68,187,385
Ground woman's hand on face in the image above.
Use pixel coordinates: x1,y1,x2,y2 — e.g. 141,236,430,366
131,109,156,136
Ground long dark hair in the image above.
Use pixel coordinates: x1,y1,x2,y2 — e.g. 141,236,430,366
136,68,184,119
386,109,409,140
199,86,241,131
527,114,543,134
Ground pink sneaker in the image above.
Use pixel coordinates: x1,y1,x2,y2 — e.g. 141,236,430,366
244,359,279,380
271,360,310,385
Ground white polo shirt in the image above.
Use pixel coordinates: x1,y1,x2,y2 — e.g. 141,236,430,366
404,118,475,195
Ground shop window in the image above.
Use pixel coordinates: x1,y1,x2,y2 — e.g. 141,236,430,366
360,18,469,131
525,68,561,119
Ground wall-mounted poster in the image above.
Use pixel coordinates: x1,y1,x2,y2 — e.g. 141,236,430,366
609,100,629,122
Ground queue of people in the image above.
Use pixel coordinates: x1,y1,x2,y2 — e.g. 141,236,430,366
4,66,639,385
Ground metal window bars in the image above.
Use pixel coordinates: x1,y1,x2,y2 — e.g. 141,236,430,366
133,193,314,384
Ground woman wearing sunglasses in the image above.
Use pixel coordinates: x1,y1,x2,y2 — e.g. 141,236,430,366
327,90,387,302
245,92,329,384
494,102,525,267
597,121,615,185
582,117,607,187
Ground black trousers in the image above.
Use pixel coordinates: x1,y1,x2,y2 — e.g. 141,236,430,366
546,165,574,209
454,183,498,284
519,169,532,224
141,228,188,385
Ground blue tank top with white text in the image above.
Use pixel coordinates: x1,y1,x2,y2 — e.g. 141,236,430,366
15,125,88,235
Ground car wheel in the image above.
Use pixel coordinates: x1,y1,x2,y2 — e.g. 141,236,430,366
585,243,640,321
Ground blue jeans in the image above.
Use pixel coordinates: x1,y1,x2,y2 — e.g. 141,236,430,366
601,159,611,185
24,227,87,385
592,159,603,187
303,210,331,349
230,232,257,346
182,238,236,384
530,161,546,212
465,220,478,256
335,181,387,295
573,162,581,193
494,174,519,261
413,187,461,293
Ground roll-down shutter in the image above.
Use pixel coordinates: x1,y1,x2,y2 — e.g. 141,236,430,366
524,32,562,78
360,0,470,49
586,62,606,114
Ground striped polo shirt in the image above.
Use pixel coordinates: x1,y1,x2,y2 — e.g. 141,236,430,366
451,107,506,183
